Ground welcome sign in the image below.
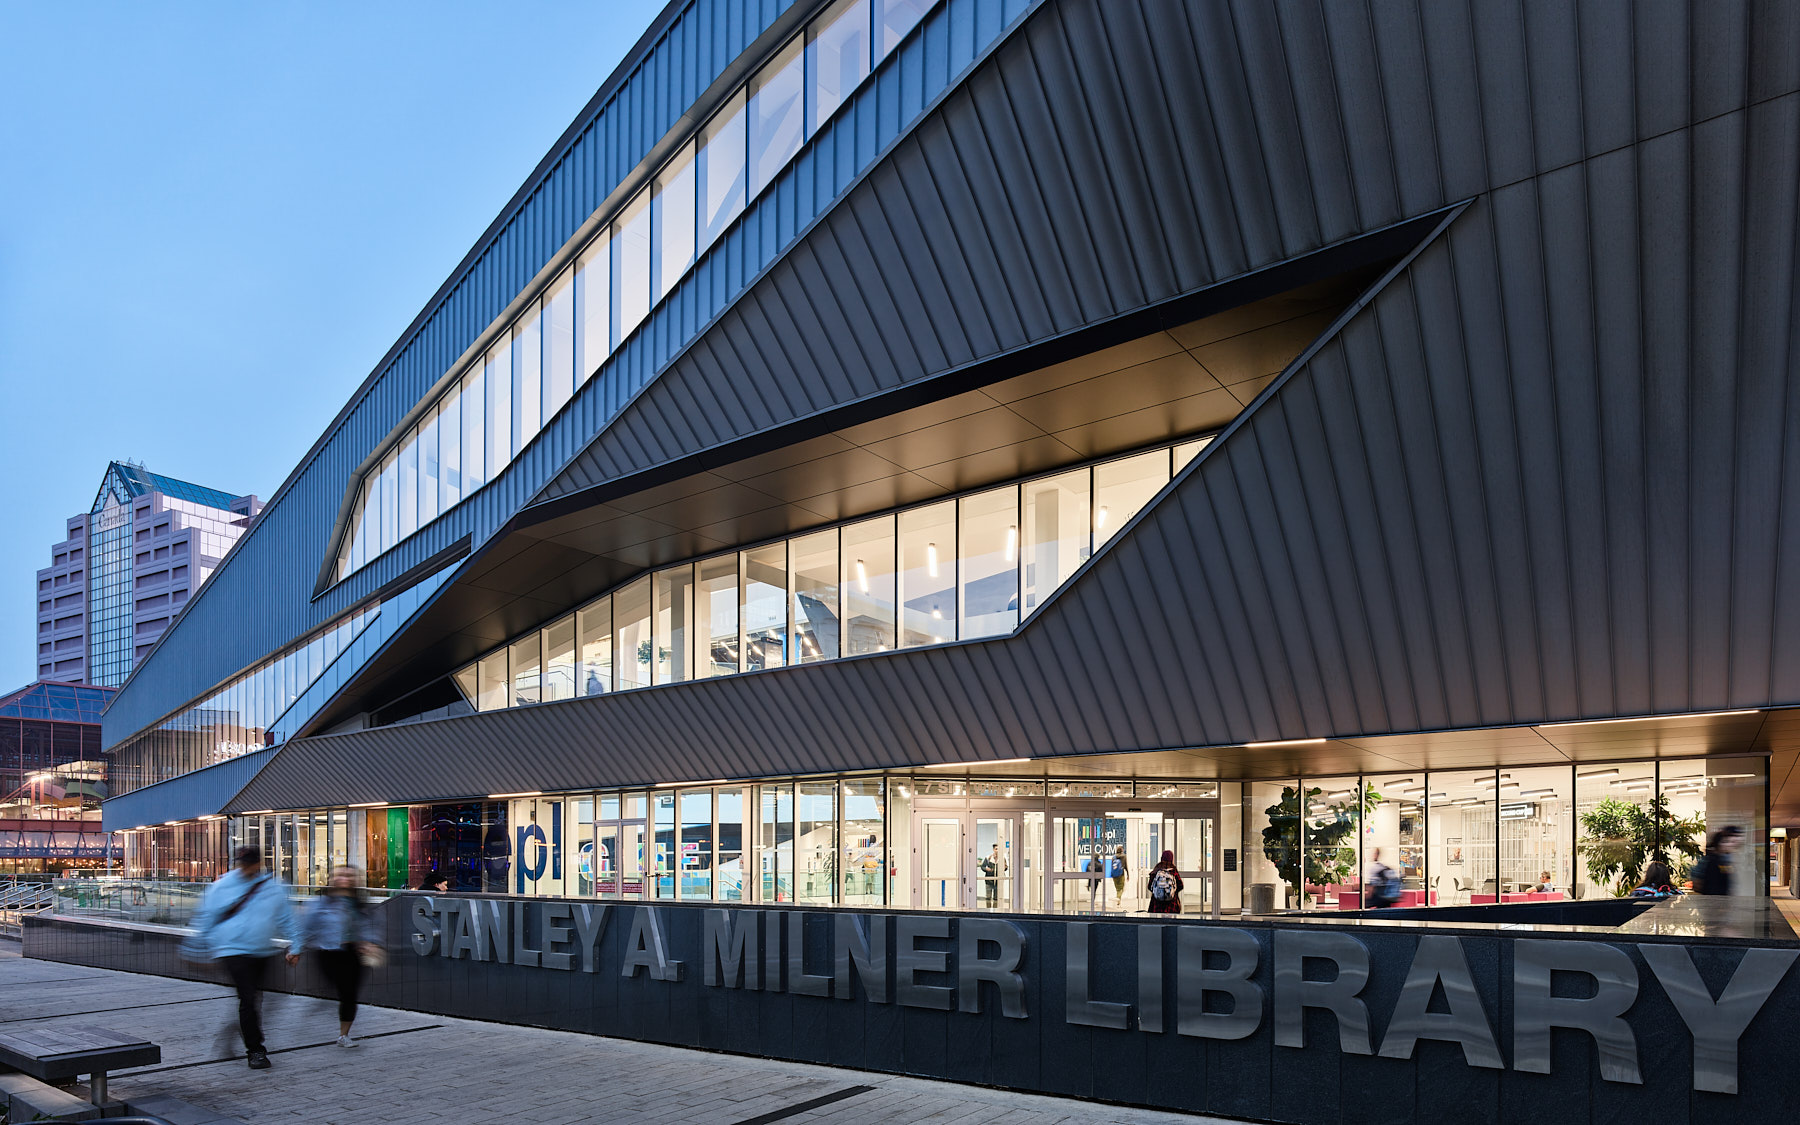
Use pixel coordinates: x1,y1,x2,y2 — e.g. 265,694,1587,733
401,896,1797,1117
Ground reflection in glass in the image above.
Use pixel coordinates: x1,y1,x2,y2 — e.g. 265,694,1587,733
1300,777,1362,911
807,0,871,135
875,0,932,57
899,501,954,647
509,634,541,706
653,141,696,300
577,599,612,696
654,564,695,684
543,615,576,702
841,515,896,654
743,543,787,670
1366,774,1425,903
654,792,676,899
512,301,542,454
1243,780,1300,911
438,381,462,510
418,411,439,525
716,787,746,901
841,779,884,905
696,91,747,252
697,555,739,677
680,789,712,900
791,530,839,663
613,191,651,345
1021,469,1088,617
958,487,1019,639
758,783,793,903
614,576,652,691
1094,449,1169,546
797,781,836,904
1503,766,1571,898
748,37,804,195
485,333,512,474
461,364,486,494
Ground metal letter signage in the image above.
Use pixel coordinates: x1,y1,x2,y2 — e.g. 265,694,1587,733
1138,926,1164,1034
1513,939,1641,1084
703,908,759,989
1639,943,1798,1094
1378,935,1502,1068
1175,927,1262,1041
958,917,1027,1018
786,912,833,997
834,913,888,1003
619,907,684,982
895,915,954,1010
1065,922,1129,1029
1273,930,1372,1054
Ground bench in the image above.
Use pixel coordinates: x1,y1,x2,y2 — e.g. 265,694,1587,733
0,1023,160,1107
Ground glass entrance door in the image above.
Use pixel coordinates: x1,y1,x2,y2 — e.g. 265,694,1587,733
920,817,963,908
914,807,1025,910
1165,816,1214,914
973,816,1013,911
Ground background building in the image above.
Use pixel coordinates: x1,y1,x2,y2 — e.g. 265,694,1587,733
0,680,115,874
35,462,259,687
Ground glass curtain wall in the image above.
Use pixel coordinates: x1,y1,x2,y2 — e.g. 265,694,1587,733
335,0,939,583
460,441,1201,713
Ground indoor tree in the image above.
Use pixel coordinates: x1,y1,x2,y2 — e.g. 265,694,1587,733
1261,783,1383,904
1577,794,1706,895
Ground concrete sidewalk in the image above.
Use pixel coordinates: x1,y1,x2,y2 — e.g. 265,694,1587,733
0,945,1218,1125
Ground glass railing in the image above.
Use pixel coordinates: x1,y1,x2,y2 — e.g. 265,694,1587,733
51,877,403,929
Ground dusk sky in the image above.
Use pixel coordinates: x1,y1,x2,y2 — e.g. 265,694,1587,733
0,1,664,690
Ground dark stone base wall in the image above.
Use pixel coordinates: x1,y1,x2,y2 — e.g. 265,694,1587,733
24,901,1799,1125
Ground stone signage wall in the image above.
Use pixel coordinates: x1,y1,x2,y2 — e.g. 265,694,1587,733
25,899,1800,1125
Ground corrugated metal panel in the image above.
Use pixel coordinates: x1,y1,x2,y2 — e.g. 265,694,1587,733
230,73,1800,810
104,0,810,745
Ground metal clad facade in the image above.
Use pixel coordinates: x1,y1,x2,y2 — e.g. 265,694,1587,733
116,0,1800,834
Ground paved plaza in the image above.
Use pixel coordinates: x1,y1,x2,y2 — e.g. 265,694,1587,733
0,945,1216,1125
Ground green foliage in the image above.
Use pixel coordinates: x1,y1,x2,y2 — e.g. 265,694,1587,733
1261,784,1383,902
1577,795,1706,896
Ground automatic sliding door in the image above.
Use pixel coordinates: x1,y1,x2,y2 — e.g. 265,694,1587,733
920,817,963,908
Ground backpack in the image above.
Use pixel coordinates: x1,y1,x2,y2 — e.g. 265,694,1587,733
1368,866,1401,907
1149,868,1178,902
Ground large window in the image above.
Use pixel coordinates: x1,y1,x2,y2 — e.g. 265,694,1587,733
334,0,955,584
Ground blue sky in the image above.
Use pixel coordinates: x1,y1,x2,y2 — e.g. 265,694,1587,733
0,0,665,690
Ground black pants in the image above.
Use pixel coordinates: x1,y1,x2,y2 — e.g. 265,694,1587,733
315,947,363,1024
219,954,272,1053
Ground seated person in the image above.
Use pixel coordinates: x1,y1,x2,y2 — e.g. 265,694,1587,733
1532,871,1555,893
1641,855,1674,891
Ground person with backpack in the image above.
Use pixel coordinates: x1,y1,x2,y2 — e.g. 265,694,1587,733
188,846,301,1070
1109,846,1130,906
1365,849,1401,908
305,865,383,1048
1146,850,1184,914
1085,849,1107,911
1690,826,1744,895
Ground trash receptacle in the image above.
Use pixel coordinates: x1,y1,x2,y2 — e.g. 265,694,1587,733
1247,883,1275,914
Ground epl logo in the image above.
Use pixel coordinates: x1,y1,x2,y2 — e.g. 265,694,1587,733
515,801,563,892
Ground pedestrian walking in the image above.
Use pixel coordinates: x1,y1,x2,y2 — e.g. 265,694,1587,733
1690,826,1744,895
1365,849,1401,908
305,865,383,1048
979,844,1004,907
1146,850,1184,914
1085,849,1107,911
187,846,300,1070
1109,845,1129,906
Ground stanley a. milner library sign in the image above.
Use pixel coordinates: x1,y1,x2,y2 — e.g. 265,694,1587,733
400,897,1799,1118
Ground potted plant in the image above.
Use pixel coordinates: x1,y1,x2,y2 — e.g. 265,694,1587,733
1261,784,1382,904
1577,794,1706,895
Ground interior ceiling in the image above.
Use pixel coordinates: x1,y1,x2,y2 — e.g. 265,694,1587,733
918,708,1795,815
316,264,1378,731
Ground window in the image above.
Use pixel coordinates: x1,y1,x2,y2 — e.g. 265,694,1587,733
898,501,954,647
697,555,739,677
841,778,884,905
654,791,677,899
653,564,695,684
510,634,542,706
613,191,651,345
680,789,712,900
1429,771,1498,906
513,301,543,454
743,542,788,671
461,364,487,494
875,0,932,57
438,382,463,510
615,576,652,691
1020,469,1088,617
791,530,839,663
841,515,895,654
485,332,513,476
652,141,696,301
543,615,576,702
575,234,610,383
418,411,441,525
696,90,748,252
476,649,508,712
578,599,612,697
958,487,1018,639
1094,449,1169,546
543,268,576,418
807,0,871,135
748,36,804,195
397,431,418,539
715,787,747,901
796,781,837,905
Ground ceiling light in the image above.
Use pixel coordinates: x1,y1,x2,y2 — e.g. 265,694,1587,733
1624,783,1652,791
349,801,389,808
855,560,868,593
1609,778,1653,787
1327,789,1354,799
1577,769,1618,779
1243,738,1327,749
1518,789,1557,798
488,791,542,799
1381,778,1415,787
1538,709,1759,729
1096,506,1110,531
1005,525,1016,563
926,543,939,578
1707,773,1757,780
924,758,1032,769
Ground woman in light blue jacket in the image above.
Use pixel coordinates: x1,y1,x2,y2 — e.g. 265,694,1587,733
304,866,382,1047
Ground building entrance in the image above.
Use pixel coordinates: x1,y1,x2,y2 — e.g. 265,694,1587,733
911,801,1044,911
1047,800,1218,916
